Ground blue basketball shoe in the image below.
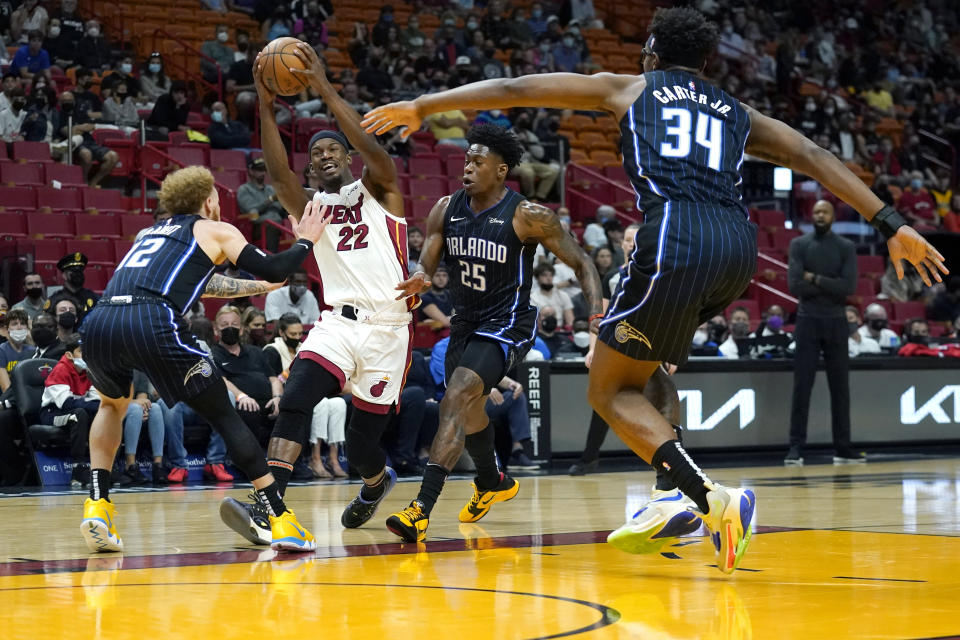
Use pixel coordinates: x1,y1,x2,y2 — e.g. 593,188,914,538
607,488,702,555
697,485,756,574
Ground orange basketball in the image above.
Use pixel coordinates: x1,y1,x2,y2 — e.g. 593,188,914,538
259,37,310,96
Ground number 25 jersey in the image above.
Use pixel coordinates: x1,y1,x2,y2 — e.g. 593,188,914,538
310,179,414,314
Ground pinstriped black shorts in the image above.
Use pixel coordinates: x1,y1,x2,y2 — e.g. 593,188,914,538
79,301,221,404
445,307,538,389
598,202,757,365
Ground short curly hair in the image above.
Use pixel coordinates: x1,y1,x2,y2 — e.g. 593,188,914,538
648,7,719,70
158,166,215,216
466,123,524,170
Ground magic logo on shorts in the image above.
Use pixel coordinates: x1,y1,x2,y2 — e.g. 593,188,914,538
183,359,214,385
614,321,652,349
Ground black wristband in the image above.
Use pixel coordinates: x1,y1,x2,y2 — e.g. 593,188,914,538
869,204,908,240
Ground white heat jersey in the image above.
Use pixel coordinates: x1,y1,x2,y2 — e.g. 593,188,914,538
310,179,415,314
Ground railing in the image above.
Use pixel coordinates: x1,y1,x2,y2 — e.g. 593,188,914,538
564,162,636,224
252,98,297,158
151,28,223,103
919,128,958,188
137,144,236,218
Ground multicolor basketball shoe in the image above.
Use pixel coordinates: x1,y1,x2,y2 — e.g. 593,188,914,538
341,467,397,528
386,500,430,542
696,484,756,574
270,509,317,552
219,492,272,545
80,498,124,553
607,488,702,555
458,474,519,523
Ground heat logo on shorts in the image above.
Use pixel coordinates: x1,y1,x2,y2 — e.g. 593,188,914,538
614,321,652,349
183,359,214,385
370,376,391,398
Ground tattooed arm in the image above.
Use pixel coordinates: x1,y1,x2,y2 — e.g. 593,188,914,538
514,201,603,333
202,274,284,299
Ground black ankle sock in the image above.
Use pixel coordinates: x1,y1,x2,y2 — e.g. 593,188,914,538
651,440,712,512
465,424,500,490
416,463,449,515
90,468,111,502
267,458,294,494
654,425,684,491
256,481,287,517
360,471,387,501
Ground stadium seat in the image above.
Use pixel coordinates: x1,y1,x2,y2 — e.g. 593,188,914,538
139,146,167,181
83,188,126,214
857,255,885,278
84,266,110,292
65,239,114,265
23,238,64,263
0,186,37,212
37,187,84,213
434,144,464,158
213,170,247,191
349,154,364,175
120,214,152,239
412,323,440,349
408,155,443,177
210,149,248,172
295,117,335,151
726,299,760,320
11,141,53,163
75,213,122,239
892,301,926,322
445,154,465,177
855,278,878,296
44,163,86,187
27,214,75,238
113,240,134,261
754,209,786,230
168,146,208,168
410,176,447,199
770,229,802,252
1,163,43,186
409,199,434,220
0,213,28,239
860,297,892,316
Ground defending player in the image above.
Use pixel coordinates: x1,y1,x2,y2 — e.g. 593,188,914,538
362,8,947,572
384,124,604,542
219,42,416,546
79,166,329,553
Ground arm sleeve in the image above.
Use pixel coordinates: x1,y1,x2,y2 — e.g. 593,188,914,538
787,238,819,297
816,241,857,297
235,241,313,283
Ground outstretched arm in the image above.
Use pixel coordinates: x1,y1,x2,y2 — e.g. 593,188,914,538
253,53,310,221
290,43,403,215
395,196,450,299
202,275,284,299
362,73,642,138
744,104,947,285
514,201,603,332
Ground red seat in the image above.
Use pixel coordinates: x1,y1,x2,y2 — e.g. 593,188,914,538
770,229,802,252
855,278,878,296
410,176,447,199
83,188,126,213
23,237,65,262
210,149,248,172
603,165,628,182
1,163,43,186
113,239,134,261
758,288,797,317
756,229,774,250
44,163,86,187
892,301,926,322
11,141,53,163
294,118,335,151
120,214,152,239
84,266,110,292
447,177,464,193
726,299,760,320
444,154,465,177
409,199,434,220
186,111,210,133
37,187,84,212
857,255,885,278
0,186,37,211
168,146,207,168
65,238,114,265
212,170,246,191
860,296,892,316
92,129,129,145
27,214,75,238
291,152,309,175
139,146,168,180
349,155,364,175
74,213,122,239
412,323,440,349
408,155,443,177
434,144,464,158
754,209,786,229
0,212,27,238
392,156,406,175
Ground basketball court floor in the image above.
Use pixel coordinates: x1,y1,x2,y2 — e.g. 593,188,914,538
2,457,959,639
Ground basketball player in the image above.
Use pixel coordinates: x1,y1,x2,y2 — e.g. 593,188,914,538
79,166,330,553
219,42,416,546
362,7,947,572
383,123,604,542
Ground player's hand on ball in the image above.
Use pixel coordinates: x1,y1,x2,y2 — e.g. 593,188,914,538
362,101,422,140
252,53,276,104
888,226,948,286
395,271,431,300
292,199,332,244
290,43,328,91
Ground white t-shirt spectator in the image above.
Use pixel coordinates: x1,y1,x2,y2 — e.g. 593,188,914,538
0,108,25,142
718,28,745,60
582,223,607,251
265,286,321,326
718,336,740,359
552,260,579,296
849,334,881,357
531,286,573,317
858,325,899,348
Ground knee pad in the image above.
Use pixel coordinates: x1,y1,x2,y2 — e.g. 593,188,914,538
273,359,341,444
345,409,391,479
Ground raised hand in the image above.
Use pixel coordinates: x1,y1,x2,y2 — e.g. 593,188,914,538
888,226,948,286
252,52,277,105
361,101,422,140
394,271,431,300
291,199,331,244
290,43,329,92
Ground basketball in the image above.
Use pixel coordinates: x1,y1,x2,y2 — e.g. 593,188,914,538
258,36,310,96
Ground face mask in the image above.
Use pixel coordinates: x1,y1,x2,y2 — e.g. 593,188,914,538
911,179,923,190
692,329,708,346
219,326,240,345
868,318,887,331
539,281,553,291
284,335,301,350
568,26,580,36
12,99,25,110
532,9,542,18
723,25,733,35
908,334,929,345
848,321,860,335
211,111,224,123
245,328,265,346
732,321,750,336
31,326,56,347
9,328,28,343
708,323,726,343
489,109,501,117
539,42,550,52
446,18,456,26
73,357,87,372
573,331,590,348
562,36,574,47
217,31,229,42
824,107,835,115
410,37,423,47
120,63,132,74
805,102,817,112
49,26,60,37
66,270,85,288
149,63,161,73
57,312,76,330
87,27,100,37
290,284,307,301
25,286,43,299
515,15,526,23
766,315,783,331
541,316,557,332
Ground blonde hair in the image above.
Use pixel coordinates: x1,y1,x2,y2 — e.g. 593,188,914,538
215,304,242,324
158,166,215,216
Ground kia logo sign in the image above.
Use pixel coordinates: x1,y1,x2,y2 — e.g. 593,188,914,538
679,389,756,431
901,385,960,424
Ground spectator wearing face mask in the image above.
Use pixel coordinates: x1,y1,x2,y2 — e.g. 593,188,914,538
52,297,80,344
27,312,66,361
12,272,47,321
101,80,139,130
0,88,26,141
718,306,751,359
264,270,320,326
419,266,453,334
43,18,74,70
859,302,900,347
527,3,548,35
208,100,251,150
0,309,36,392
11,30,50,81
898,171,939,230
100,56,142,101
237,157,285,251
140,53,170,103
201,24,236,84
750,304,792,358
534,307,576,358
552,30,581,72
897,318,936,357
77,20,110,71
531,264,574,327
242,306,268,348
846,305,880,357
46,253,99,319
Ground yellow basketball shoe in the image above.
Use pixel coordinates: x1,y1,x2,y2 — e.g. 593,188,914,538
80,498,123,553
696,485,756,574
386,500,430,542
270,510,317,552
458,474,519,523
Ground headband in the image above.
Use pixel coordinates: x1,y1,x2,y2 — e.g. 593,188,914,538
308,130,350,153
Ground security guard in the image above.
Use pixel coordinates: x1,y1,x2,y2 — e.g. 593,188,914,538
45,253,100,319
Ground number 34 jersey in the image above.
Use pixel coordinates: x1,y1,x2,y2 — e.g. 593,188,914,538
442,188,536,323
310,179,414,314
